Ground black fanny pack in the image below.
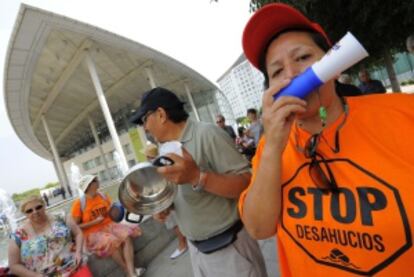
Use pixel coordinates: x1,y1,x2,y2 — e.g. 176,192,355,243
190,220,243,254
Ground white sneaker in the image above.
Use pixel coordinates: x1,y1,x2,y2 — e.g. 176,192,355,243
170,247,188,259
135,267,146,276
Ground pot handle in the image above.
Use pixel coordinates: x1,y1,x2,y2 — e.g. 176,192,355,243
152,156,174,167
125,211,143,224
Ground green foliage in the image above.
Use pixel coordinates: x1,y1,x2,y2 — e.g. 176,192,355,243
248,0,414,69
10,182,59,203
44,182,59,189
401,79,414,85
12,188,41,202
236,116,250,126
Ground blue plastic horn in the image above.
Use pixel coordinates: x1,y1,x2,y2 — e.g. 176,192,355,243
273,32,368,101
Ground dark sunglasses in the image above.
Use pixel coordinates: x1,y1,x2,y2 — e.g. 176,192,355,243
216,119,224,124
25,204,44,214
305,134,338,191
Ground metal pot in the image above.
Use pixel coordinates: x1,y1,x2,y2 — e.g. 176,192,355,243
118,156,176,215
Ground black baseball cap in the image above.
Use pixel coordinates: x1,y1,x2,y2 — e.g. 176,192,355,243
130,87,185,125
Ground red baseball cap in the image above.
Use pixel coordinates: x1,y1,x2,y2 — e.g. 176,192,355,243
242,3,330,69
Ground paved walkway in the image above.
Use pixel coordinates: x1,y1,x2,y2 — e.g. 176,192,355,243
145,237,280,277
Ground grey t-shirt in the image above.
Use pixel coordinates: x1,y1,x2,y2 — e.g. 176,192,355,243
248,121,263,147
174,120,250,241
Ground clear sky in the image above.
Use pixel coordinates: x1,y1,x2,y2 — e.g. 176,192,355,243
0,0,252,194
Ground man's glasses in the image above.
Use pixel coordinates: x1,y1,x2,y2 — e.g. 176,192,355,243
141,110,155,126
305,134,338,191
216,119,224,124
25,204,44,214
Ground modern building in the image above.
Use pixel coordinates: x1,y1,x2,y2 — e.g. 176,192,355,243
217,54,264,119
4,4,228,195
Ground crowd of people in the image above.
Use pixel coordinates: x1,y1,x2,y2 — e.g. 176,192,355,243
5,3,414,277
216,111,263,162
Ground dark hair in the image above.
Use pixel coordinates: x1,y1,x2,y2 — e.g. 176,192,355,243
216,114,225,121
247,108,257,115
259,29,331,89
237,126,245,137
164,106,189,123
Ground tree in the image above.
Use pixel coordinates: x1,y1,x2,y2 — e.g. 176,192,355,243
236,116,250,126
44,182,59,189
248,0,414,92
12,188,41,202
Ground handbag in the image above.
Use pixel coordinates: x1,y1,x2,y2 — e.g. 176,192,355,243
71,265,93,277
190,220,243,254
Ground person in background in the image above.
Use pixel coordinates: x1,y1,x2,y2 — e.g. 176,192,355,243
42,193,49,207
239,3,414,276
8,195,90,277
143,143,189,259
61,188,66,200
215,114,236,141
246,108,263,147
236,126,256,162
407,34,414,54
130,87,267,277
335,73,362,97
71,176,145,277
358,69,386,94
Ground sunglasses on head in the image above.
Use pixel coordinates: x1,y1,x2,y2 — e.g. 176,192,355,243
25,204,44,214
305,134,338,191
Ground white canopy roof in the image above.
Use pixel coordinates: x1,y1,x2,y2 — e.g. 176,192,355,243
4,4,220,160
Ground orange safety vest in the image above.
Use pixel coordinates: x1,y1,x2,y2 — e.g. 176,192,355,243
239,94,414,276
71,192,112,236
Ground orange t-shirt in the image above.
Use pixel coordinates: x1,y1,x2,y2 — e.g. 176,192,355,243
239,94,414,276
71,193,112,236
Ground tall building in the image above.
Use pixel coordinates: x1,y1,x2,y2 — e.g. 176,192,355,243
217,54,264,119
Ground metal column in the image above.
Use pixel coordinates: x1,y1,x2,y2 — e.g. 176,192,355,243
85,54,129,174
144,67,157,89
88,117,110,175
41,115,71,197
184,83,200,121
206,104,216,123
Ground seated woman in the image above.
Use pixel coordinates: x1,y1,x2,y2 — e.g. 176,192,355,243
8,195,89,277
71,175,145,277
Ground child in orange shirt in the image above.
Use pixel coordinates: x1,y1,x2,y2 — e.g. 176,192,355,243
71,175,145,277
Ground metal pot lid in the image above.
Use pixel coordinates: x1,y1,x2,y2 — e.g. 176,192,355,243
118,162,176,215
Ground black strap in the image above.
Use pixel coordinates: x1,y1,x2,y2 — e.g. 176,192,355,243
190,220,243,254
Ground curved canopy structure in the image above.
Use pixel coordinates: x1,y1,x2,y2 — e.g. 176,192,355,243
4,4,221,161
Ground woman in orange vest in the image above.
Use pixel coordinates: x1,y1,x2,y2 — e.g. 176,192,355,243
239,3,414,276
71,175,145,277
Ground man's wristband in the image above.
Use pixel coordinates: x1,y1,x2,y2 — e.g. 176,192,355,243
192,171,207,192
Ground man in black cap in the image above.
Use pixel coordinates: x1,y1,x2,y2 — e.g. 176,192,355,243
130,87,267,277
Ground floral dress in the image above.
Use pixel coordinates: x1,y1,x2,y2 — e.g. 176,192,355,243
10,213,83,277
